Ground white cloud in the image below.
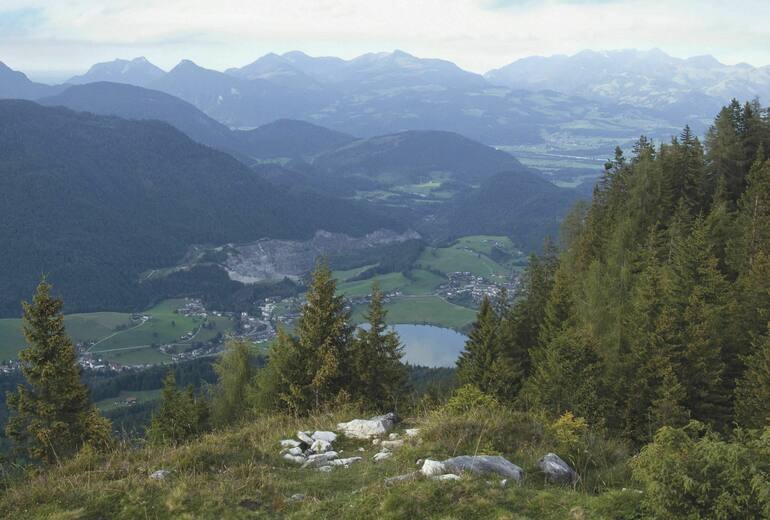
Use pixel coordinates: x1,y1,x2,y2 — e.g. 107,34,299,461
0,0,768,77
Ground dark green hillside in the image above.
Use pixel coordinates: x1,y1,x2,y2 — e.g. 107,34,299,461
236,119,355,160
312,130,526,184
40,82,244,158
0,101,393,316
445,170,583,250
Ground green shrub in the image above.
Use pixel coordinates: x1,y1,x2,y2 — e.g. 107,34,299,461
631,421,770,519
442,384,501,416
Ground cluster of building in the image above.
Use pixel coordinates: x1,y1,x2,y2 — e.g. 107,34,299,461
437,272,519,306
177,299,207,318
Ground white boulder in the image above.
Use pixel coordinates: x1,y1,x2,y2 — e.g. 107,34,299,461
442,455,524,482
420,459,447,477
302,451,339,468
373,451,393,462
283,454,306,464
337,413,396,439
287,446,304,456
538,453,578,484
280,439,301,448
297,431,314,444
380,439,404,450
312,431,338,443
310,439,332,453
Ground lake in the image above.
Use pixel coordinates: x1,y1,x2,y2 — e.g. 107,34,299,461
392,324,467,367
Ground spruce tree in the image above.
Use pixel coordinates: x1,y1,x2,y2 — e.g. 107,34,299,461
734,327,770,429
456,297,499,392
649,366,689,434
256,260,352,414
727,150,770,272
5,279,111,464
210,340,254,427
706,102,746,204
147,372,207,445
522,326,605,424
350,281,408,411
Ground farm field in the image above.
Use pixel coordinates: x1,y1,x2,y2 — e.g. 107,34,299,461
415,244,509,279
337,269,445,297
0,299,235,365
351,295,476,331
0,311,134,362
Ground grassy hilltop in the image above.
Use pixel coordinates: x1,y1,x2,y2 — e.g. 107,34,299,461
0,404,643,519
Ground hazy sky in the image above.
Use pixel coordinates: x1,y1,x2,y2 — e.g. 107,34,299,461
1,0,769,81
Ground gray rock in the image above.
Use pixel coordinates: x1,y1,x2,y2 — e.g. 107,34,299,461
310,439,332,453
297,431,314,444
287,446,304,456
289,493,305,502
302,451,339,468
312,431,338,443
538,453,577,484
317,465,333,473
337,412,396,439
149,469,171,480
373,451,393,462
283,453,306,464
380,439,404,450
442,455,524,482
280,439,301,448
420,459,447,476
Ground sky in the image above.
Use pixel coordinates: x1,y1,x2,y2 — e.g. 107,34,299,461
0,0,768,82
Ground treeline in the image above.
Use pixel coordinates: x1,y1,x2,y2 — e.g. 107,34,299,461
457,99,770,442
86,358,219,402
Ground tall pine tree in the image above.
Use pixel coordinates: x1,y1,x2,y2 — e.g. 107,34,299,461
5,279,111,463
350,281,408,411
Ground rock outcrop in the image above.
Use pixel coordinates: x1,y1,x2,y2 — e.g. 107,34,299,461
337,413,397,439
442,455,524,482
537,453,578,484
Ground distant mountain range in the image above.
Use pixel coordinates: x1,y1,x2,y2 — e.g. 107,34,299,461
8,48,764,159
66,57,165,88
486,49,770,118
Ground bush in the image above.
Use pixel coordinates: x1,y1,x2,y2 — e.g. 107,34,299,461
442,384,501,416
631,421,770,519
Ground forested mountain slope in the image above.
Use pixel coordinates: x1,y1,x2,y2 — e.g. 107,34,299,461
445,169,581,249
312,130,527,184
459,98,770,442
40,82,244,158
0,101,393,316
